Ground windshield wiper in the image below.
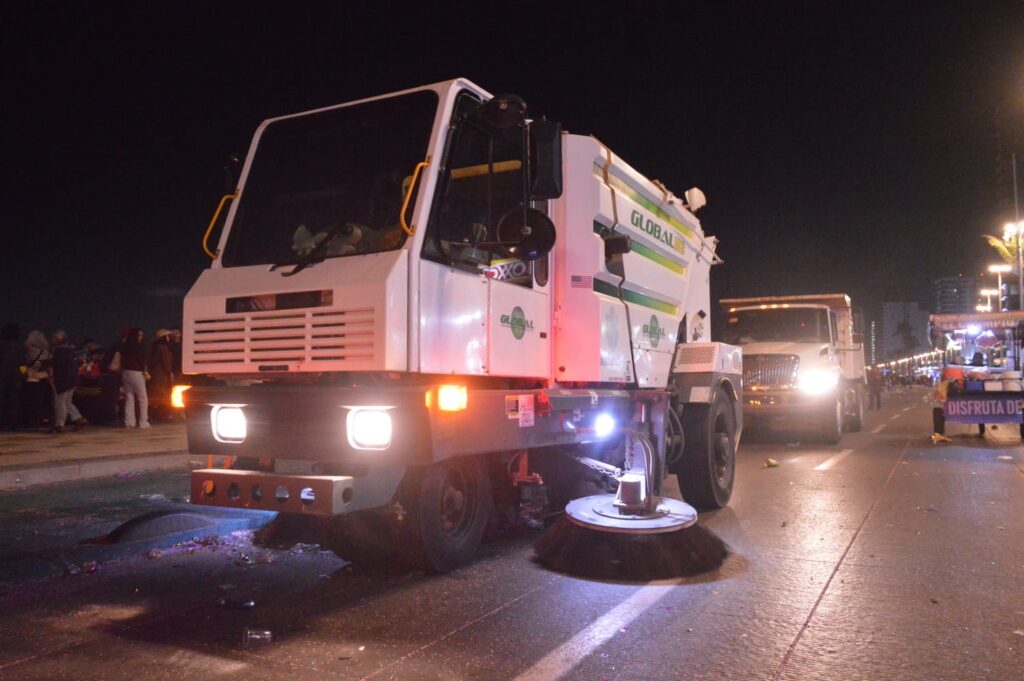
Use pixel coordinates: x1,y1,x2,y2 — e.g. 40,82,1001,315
273,223,353,277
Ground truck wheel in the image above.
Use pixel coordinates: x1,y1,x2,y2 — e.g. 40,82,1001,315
822,398,842,444
675,393,736,510
401,457,492,573
846,389,864,432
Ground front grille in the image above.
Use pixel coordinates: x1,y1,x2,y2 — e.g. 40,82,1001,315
191,307,374,368
742,354,799,389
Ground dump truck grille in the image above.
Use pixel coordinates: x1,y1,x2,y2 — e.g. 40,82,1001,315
742,354,799,389
191,307,375,368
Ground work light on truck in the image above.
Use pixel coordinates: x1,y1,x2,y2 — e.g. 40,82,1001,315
346,407,393,450
797,369,839,395
211,405,247,443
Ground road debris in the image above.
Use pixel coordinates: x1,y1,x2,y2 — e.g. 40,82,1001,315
931,433,952,444
242,628,273,647
996,455,1013,461
219,597,256,610
763,458,780,468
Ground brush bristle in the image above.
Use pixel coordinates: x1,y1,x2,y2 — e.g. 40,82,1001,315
534,516,728,581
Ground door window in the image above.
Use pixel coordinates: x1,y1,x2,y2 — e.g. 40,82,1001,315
423,93,533,288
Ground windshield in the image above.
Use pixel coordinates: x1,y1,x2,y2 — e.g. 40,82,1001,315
221,90,438,268
721,308,832,344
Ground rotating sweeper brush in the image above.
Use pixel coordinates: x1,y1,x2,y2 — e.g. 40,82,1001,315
534,431,728,581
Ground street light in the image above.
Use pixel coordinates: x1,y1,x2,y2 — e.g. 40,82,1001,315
1002,221,1024,310
988,263,1012,311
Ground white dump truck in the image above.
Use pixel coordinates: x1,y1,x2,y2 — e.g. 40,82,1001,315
719,294,865,443
179,78,742,571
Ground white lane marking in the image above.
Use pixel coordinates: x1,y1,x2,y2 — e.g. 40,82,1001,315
902,407,913,412
889,414,901,420
814,448,854,471
513,579,682,681
871,424,886,434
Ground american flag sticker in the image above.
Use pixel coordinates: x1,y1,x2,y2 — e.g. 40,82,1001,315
570,275,593,289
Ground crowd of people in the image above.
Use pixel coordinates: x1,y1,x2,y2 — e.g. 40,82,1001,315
0,324,184,433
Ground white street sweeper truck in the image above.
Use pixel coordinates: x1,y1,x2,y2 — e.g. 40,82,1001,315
179,78,742,572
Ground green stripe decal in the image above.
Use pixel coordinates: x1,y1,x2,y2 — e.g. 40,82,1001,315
592,278,678,315
593,163,694,239
631,240,685,274
592,222,686,274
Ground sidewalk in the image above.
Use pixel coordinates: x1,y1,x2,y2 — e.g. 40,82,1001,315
0,422,191,490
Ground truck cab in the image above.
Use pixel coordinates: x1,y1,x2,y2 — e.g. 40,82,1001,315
719,295,865,443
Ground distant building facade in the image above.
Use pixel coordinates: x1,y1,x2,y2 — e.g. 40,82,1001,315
880,301,931,361
933,276,977,314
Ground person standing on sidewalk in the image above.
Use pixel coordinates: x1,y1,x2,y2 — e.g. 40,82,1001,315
121,328,150,429
867,367,884,410
147,329,174,422
0,323,24,430
49,330,87,432
23,330,53,429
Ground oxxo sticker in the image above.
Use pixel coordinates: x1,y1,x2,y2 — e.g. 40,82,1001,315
630,209,685,255
642,315,666,348
500,306,534,340
481,259,529,283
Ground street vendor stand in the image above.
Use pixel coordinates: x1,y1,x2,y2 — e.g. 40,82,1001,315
929,311,1024,437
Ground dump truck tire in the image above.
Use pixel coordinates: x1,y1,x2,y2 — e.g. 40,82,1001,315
846,388,864,432
676,393,736,510
822,398,842,444
401,457,491,573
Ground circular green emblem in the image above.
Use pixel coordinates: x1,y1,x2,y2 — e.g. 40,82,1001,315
510,306,528,340
648,315,662,348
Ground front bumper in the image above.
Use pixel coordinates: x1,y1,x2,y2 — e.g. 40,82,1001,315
743,389,835,428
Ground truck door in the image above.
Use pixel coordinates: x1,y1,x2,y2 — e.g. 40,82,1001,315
485,245,550,378
418,92,549,377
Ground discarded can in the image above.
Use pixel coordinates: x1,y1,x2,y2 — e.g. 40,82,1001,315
242,628,273,647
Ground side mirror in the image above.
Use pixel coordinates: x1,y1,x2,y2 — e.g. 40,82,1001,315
466,94,527,132
496,207,556,261
529,120,563,199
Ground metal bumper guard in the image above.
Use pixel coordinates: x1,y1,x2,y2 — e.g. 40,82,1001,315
191,469,355,516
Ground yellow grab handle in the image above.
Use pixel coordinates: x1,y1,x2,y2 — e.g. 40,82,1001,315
400,156,431,236
202,192,238,259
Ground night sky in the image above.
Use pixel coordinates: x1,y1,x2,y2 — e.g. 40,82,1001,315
6,1,1023,343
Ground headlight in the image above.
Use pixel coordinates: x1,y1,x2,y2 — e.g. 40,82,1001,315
346,407,393,450
211,405,246,443
797,369,839,395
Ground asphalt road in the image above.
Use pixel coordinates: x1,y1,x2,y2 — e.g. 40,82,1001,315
0,386,1022,680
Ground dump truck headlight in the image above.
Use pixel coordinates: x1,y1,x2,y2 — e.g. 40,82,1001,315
346,407,393,450
211,405,247,443
797,369,839,395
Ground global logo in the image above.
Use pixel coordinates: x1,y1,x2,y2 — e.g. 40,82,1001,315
643,315,666,348
500,306,534,340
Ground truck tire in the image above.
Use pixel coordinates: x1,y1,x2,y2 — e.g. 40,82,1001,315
401,457,492,573
822,398,842,444
675,393,736,510
846,388,864,432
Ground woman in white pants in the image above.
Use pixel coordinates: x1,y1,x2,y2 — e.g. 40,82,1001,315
119,328,150,428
